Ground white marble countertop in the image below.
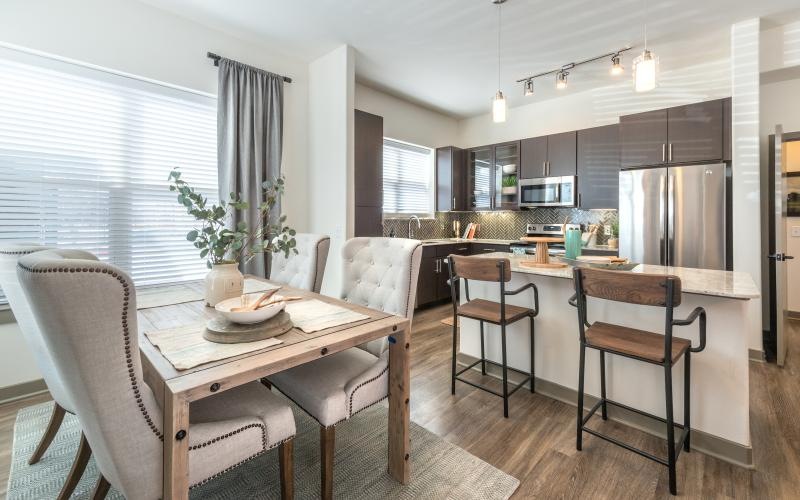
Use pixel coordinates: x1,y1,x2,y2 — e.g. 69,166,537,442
475,252,760,300
420,238,618,253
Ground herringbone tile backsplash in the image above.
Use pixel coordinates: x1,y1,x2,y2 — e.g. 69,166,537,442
383,209,618,243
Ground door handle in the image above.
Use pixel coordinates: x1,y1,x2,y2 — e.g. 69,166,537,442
769,253,795,261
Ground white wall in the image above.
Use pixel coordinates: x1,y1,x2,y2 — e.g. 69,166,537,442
0,0,312,389
0,0,310,232
354,83,458,148
308,45,355,296
457,58,732,147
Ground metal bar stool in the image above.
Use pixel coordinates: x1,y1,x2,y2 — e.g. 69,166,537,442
570,267,707,496
447,255,539,418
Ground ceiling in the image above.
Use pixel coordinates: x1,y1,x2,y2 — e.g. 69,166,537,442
140,0,800,118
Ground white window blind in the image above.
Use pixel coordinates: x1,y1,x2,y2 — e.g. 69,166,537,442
382,138,433,215
0,49,218,304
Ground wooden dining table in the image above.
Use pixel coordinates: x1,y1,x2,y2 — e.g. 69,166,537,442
136,277,411,500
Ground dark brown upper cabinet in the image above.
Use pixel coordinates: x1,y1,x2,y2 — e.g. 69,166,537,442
354,109,383,237
620,108,668,168
435,146,466,212
620,98,727,168
520,132,576,178
577,124,620,209
667,99,723,164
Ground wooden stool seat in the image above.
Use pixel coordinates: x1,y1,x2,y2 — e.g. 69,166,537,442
458,298,533,325
586,322,691,365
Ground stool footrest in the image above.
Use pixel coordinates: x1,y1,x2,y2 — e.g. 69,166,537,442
582,397,690,467
454,372,532,399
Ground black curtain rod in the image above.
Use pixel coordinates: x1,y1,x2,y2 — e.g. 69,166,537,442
207,52,292,83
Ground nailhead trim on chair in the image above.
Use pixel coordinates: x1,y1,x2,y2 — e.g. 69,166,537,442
348,364,390,417
17,263,164,441
189,422,268,451
189,435,294,489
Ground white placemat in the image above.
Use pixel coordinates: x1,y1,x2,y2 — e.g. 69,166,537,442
144,322,282,370
285,299,370,333
136,279,278,310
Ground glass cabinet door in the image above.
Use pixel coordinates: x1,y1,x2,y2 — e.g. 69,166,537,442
469,147,493,210
494,142,519,210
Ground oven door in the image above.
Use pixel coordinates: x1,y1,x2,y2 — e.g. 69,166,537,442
519,176,575,207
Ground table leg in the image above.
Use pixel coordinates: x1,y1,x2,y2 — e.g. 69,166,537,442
164,385,190,500
388,326,411,484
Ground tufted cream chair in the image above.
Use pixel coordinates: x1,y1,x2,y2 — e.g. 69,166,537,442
0,243,95,499
269,233,330,293
269,237,422,500
17,250,297,499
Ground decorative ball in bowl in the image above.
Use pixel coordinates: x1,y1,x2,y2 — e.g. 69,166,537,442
215,293,286,324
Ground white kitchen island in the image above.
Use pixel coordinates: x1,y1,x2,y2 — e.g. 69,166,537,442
457,253,760,467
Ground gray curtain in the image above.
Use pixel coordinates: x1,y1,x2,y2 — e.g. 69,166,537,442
217,57,284,277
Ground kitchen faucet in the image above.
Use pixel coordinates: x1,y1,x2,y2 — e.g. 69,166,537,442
408,215,421,239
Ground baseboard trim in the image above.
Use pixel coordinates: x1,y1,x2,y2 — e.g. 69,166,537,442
749,348,765,363
0,379,47,405
457,354,754,469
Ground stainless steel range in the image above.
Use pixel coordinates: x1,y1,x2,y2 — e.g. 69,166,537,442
510,223,581,256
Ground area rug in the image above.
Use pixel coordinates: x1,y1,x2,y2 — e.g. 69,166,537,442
7,399,519,499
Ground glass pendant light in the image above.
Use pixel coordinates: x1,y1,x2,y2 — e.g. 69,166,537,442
492,0,507,123
632,0,657,92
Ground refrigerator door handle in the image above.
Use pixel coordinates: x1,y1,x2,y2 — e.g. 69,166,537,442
667,171,675,267
659,173,667,266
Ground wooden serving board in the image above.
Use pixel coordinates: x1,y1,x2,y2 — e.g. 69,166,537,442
519,260,568,269
203,311,293,344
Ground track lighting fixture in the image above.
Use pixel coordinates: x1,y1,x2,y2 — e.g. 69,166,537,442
524,79,534,96
516,46,631,96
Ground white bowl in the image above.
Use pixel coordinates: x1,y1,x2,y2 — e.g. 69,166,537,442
502,164,517,174
215,295,286,324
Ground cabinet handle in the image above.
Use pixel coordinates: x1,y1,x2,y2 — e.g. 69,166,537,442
669,143,673,162
543,161,547,176
547,161,551,176
458,247,469,251
662,143,666,163
435,259,440,273
578,193,582,207
452,196,456,210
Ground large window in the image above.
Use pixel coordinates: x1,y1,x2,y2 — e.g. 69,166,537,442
382,138,434,216
0,48,218,303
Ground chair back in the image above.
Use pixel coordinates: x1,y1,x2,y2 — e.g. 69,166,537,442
17,250,163,499
0,244,97,414
449,255,511,283
575,267,681,307
341,237,422,356
270,233,331,292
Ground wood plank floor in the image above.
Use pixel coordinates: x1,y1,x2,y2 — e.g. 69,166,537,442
0,304,797,498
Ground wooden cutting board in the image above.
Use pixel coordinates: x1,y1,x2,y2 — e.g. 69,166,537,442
203,311,293,344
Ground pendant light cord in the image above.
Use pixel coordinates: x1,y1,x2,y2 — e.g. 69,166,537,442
497,2,502,89
643,0,648,50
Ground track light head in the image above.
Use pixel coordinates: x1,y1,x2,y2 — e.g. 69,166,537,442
524,79,534,96
610,54,624,75
556,71,568,90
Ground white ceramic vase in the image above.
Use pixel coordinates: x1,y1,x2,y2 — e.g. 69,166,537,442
205,263,244,307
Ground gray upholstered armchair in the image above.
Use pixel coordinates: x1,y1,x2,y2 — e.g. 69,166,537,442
268,237,422,499
269,233,330,293
0,243,95,500
17,250,297,499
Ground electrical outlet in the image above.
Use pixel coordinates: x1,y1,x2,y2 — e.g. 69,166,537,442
604,225,612,236
792,226,800,238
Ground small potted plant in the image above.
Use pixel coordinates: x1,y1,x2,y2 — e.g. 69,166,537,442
501,175,517,195
607,220,619,249
168,169,297,306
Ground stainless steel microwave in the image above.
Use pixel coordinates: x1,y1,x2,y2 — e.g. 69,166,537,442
518,176,576,208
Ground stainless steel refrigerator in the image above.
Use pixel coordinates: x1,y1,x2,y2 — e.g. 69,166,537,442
619,163,727,270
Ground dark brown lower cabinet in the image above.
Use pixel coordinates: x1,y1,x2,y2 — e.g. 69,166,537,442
416,243,471,308
470,243,511,254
